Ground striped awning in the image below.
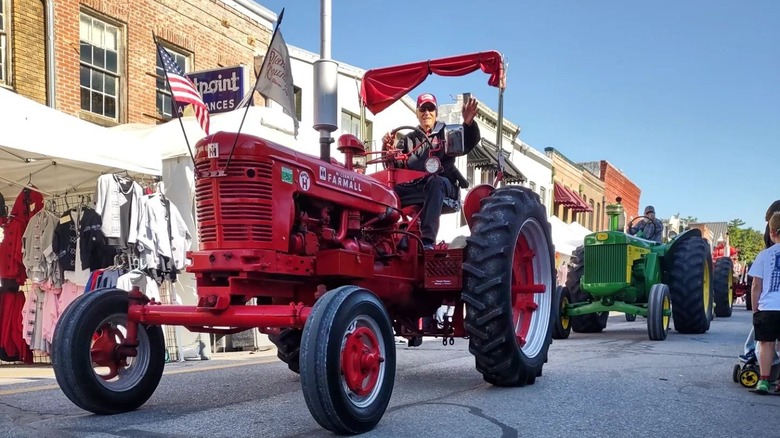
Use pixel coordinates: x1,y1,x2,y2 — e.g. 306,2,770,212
554,182,592,212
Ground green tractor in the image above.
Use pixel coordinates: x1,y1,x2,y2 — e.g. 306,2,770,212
552,198,713,341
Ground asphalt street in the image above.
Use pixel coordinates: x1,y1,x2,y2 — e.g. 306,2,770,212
1,303,777,438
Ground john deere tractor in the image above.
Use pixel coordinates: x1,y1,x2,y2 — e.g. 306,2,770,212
552,198,713,341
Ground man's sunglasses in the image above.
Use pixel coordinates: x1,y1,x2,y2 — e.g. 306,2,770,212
418,105,436,113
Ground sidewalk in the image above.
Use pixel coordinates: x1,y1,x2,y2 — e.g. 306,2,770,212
0,347,278,385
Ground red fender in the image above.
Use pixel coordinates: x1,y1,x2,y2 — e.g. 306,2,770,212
462,184,495,229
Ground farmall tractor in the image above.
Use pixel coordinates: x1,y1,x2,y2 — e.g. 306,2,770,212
552,198,714,341
711,241,739,316
50,52,556,435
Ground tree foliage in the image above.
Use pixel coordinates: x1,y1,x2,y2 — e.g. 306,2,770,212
727,219,764,263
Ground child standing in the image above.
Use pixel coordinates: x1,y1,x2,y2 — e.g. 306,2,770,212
749,212,780,394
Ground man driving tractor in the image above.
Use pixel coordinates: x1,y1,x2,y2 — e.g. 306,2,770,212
629,205,664,243
382,93,481,250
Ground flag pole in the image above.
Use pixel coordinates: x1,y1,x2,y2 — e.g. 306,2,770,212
493,57,507,188
223,8,285,173
153,32,196,167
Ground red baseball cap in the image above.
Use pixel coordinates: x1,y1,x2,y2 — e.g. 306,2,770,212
416,93,437,108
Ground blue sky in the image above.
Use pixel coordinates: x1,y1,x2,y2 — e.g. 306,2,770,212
256,1,778,231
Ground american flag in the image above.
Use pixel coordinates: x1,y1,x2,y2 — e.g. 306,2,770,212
156,43,210,135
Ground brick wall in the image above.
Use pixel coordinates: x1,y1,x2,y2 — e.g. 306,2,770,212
600,160,640,226
42,0,271,124
12,0,47,103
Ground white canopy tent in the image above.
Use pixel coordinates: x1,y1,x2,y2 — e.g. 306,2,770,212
548,215,587,256
0,88,161,201
109,105,298,161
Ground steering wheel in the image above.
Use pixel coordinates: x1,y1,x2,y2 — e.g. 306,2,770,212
364,125,435,170
628,215,658,239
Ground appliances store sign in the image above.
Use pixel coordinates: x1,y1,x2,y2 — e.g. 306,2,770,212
186,66,246,114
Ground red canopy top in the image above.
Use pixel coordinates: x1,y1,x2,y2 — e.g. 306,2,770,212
359,51,505,115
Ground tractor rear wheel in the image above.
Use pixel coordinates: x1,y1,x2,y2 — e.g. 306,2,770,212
300,286,395,435
714,257,734,317
647,284,671,340
462,186,554,387
567,246,609,333
268,328,301,374
666,237,712,333
551,286,572,340
51,288,166,414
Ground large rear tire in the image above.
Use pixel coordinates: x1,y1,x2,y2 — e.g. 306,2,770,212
713,257,734,317
52,288,166,414
567,246,609,333
462,186,554,387
300,286,395,435
666,237,712,333
268,328,301,374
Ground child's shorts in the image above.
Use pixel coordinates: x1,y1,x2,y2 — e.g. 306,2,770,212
753,310,780,342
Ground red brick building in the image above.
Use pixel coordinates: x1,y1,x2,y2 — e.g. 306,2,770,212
580,160,641,228
3,0,274,125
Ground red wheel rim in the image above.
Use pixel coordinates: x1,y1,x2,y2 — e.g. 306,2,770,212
341,326,383,397
511,234,545,347
91,324,127,380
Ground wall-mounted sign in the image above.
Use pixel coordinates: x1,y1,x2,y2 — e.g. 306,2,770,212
185,65,246,114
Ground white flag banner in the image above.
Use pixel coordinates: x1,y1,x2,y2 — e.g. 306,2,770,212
252,30,298,137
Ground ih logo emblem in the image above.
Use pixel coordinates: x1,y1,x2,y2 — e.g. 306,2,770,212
299,171,311,191
207,143,219,159
319,166,327,180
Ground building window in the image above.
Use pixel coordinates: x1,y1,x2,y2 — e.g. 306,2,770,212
529,181,536,193
0,0,10,85
341,109,373,149
156,45,189,118
540,186,546,207
466,163,475,187
80,13,120,120
589,200,595,230
481,168,495,185
294,86,302,122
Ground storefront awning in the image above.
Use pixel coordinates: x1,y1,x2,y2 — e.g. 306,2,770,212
553,182,592,212
467,139,526,183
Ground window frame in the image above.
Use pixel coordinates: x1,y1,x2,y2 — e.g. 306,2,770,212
0,0,10,87
79,12,123,122
340,109,373,148
155,44,191,120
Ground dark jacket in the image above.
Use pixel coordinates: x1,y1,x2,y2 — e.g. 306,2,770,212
397,121,480,189
629,217,664,243
53,207,112,274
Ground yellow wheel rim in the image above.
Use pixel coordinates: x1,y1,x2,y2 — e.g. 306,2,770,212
728,270,734,303
662,295,670,329
561,298,570,329
702,260,711,310
740,370,759,387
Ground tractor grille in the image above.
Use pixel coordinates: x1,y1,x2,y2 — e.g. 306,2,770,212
195,158,274,245
584,244,626,284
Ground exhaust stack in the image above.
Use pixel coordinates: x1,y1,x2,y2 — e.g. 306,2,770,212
313,0,338,162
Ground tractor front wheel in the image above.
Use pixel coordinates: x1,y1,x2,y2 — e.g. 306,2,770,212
462,186,554,387
552,286,572,340
300,286,395,435
51,288,166,414
647,284,671,341
714,257,734,317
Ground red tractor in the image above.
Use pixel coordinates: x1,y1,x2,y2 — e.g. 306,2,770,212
50,51,556,434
